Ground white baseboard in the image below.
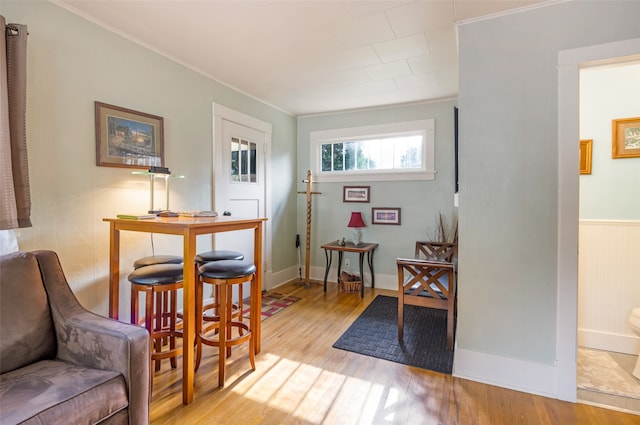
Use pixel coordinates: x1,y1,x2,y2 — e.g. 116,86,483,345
578,328,639,355
268,265,300,290
453,348,557,398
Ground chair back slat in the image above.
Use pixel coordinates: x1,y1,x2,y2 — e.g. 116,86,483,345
414,241,456,262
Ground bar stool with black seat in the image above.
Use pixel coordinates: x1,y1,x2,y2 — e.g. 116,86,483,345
193,250,244,329
128,263,184,390
133,254,183,269
133,255,183,337
195,250,244,265
196,259,257,387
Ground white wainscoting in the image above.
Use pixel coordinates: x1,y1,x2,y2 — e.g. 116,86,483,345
578,220,640,355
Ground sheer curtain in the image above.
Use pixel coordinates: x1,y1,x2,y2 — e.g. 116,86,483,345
0,15,31,231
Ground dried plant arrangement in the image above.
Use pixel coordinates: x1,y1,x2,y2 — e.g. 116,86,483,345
427,212,458,243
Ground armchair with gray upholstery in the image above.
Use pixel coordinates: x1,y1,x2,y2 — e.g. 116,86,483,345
0,250,150,425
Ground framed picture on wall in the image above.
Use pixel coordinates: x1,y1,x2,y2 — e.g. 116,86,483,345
579,139,593,175
95,101,164,169
612,116,640,159
371,207,401,225
343,186,370,202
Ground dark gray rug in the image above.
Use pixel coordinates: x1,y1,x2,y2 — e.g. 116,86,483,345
332,295,453,374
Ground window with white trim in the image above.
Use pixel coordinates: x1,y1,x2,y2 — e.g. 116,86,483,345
310,119,435,182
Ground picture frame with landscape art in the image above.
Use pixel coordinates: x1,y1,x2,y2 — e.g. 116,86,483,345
612,117,640,159
95,101,164,169
371,207,401,225
343,186,370,203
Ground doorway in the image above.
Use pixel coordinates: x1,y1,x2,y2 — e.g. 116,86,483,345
556,37,640,404
576,61,640,413
212,103,273,290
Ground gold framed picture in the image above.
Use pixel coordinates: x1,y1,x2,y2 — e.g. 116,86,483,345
579,139,592,175
612,117,640,159
95,101,164,169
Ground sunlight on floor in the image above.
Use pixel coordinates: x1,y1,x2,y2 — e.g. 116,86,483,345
230,352,403,424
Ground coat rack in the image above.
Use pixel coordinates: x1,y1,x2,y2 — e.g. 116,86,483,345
297,170,321,287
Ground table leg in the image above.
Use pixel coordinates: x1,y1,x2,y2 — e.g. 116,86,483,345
254,222,263,354
368,250,375,288
358,253,365,298
108,223,120,320
323,249,332,292
338,251,345,282
182,230,196,405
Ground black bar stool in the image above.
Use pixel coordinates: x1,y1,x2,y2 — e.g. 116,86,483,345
194,250,244,325
133,254,183,269
133,255,183,335
129,263,184,391
196,259,257,387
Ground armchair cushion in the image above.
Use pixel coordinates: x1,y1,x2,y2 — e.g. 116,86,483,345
0,360,127,424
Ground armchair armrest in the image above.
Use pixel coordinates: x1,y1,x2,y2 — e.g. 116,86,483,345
33,250,150,425
397,257,455,270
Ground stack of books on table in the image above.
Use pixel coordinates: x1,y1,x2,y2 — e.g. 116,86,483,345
178,211,218,217
116,214,157,220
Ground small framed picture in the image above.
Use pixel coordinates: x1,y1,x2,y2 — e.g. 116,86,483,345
95,101,164,169
612,117,640,159
343,186,370,203
579,139,593,175
371,207,401,225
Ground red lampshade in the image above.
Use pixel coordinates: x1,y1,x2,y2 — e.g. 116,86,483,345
347,212,366,228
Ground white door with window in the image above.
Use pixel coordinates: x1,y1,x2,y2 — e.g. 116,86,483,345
212,104,272,290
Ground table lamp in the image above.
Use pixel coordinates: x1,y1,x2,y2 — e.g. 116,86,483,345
347,212,366,246
132,166,184,214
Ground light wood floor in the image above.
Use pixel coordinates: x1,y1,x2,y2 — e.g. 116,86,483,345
150,281,639,425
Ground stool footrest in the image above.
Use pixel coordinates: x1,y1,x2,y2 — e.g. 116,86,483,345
199,322,251,347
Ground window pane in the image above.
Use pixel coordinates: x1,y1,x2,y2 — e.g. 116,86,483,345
321,144,332,171
395,135,423,169
332,143,344,171
357,141,369,170
362,139,378,170
240,139,248,182
249,141,256,183
345,141,356,170
230,137,240,182
378,139,394,170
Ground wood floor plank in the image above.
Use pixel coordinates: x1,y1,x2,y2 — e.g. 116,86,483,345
149,281,639,424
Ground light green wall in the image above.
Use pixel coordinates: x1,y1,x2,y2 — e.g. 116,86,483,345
2,1,297,317
458,1,640,365
580,62,640,219
297,100,457,282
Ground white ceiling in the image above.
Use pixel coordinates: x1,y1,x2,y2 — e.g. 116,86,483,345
54,0,550,116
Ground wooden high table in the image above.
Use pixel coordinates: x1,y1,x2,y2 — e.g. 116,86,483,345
103,215,267,405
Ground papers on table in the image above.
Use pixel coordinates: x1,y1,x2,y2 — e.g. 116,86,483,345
178,211,218,217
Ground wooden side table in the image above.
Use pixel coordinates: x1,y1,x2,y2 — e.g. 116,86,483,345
320,241,378,298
